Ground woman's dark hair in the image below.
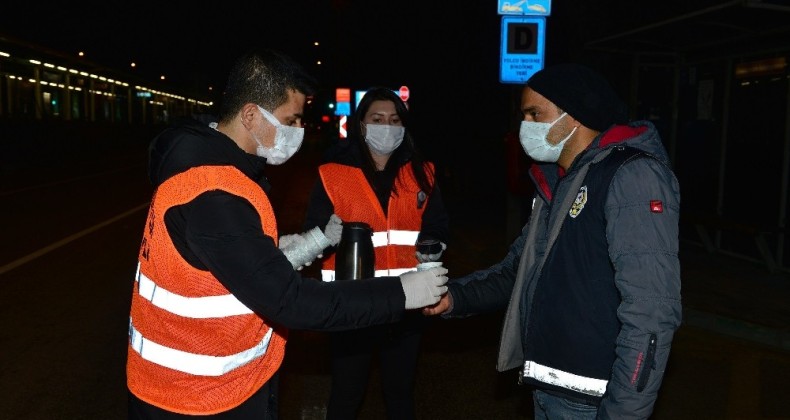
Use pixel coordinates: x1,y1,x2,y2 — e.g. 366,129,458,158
347,87,433,196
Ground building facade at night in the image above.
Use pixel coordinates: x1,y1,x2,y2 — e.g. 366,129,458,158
0,35,212,124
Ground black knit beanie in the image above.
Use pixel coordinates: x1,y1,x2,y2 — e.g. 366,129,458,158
526,63,628,132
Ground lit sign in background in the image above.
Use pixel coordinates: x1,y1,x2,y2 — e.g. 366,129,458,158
498,0,550,84
499,16,545,84
497,0,551,15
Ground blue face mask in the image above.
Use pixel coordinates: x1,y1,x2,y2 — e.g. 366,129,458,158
518,112,577,162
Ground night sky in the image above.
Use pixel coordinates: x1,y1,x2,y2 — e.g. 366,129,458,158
0,1,732,144
1,2,512,98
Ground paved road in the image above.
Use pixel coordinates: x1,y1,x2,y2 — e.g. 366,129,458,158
1,122,788,419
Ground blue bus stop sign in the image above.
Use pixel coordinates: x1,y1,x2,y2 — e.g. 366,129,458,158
499,16,546,84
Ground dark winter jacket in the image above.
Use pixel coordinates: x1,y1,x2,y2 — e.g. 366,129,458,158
446,121,681,419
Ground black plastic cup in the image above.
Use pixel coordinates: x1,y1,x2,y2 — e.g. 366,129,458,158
416,239,442,256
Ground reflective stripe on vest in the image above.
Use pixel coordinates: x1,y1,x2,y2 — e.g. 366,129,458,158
318,162,431,282
371,231,388,247
129,318,273,377
135,262,253,318
384,230,419,246
369,231,418,249
127,165,285,414
522,360,608,397
379,267,412,276
322,226,420,280
321,229,417,281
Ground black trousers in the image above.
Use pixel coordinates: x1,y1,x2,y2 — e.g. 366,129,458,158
326,313,428,420
127,372,279,419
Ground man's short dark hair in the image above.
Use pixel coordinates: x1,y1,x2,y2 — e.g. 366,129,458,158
218,48,317,123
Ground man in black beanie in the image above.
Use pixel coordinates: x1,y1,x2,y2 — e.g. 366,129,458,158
425,63,681,419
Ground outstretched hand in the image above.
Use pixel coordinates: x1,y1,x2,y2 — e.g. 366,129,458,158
399,267,449,310
422,293,452,316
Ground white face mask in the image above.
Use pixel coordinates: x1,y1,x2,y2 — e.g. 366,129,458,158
253,106,304,165
519,112,577,162
364,124,405,155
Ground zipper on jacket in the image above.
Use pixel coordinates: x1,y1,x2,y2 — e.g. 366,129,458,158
636,333,657,392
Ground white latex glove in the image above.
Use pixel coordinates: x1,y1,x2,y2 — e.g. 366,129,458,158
399,266,449,310
278,234,300,251
415,241,447,263
324,214,343,247
279,227,332,270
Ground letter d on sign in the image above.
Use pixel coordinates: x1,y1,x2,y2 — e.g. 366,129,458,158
508,23,538,54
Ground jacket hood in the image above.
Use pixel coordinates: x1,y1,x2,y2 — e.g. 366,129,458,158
529,120,668,200
592,120,669,164
147,115,267,188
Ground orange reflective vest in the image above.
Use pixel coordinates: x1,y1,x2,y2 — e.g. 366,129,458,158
127,165,286,415
318,162,433,281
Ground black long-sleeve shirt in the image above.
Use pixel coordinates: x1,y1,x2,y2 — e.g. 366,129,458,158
147,116,405,331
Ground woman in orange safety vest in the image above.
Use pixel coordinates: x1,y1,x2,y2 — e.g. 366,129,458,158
303,87,449,420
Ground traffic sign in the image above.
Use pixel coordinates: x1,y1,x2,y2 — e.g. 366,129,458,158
339,115,347,138
500,16,545,84
335,88,351,102
497,0,551,16
334,101,350,116
398,85,410,102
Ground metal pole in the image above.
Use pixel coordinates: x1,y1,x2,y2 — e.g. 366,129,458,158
89,79,95,122
127,86,133,124
715,58,734,247
64,74,72,121
34,67,42,120
110,84,116,123
669,57,681,167
777,76,790,269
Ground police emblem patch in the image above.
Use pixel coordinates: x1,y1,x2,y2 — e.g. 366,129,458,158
569,186,587,218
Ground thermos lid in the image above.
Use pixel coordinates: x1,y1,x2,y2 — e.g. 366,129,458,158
342,222,373,240
344,221,372,231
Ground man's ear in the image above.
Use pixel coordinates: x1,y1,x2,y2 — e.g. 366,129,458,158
240,103,258,129
566,113,581,129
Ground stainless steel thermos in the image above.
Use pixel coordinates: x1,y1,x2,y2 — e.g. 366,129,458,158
335,222,375,280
